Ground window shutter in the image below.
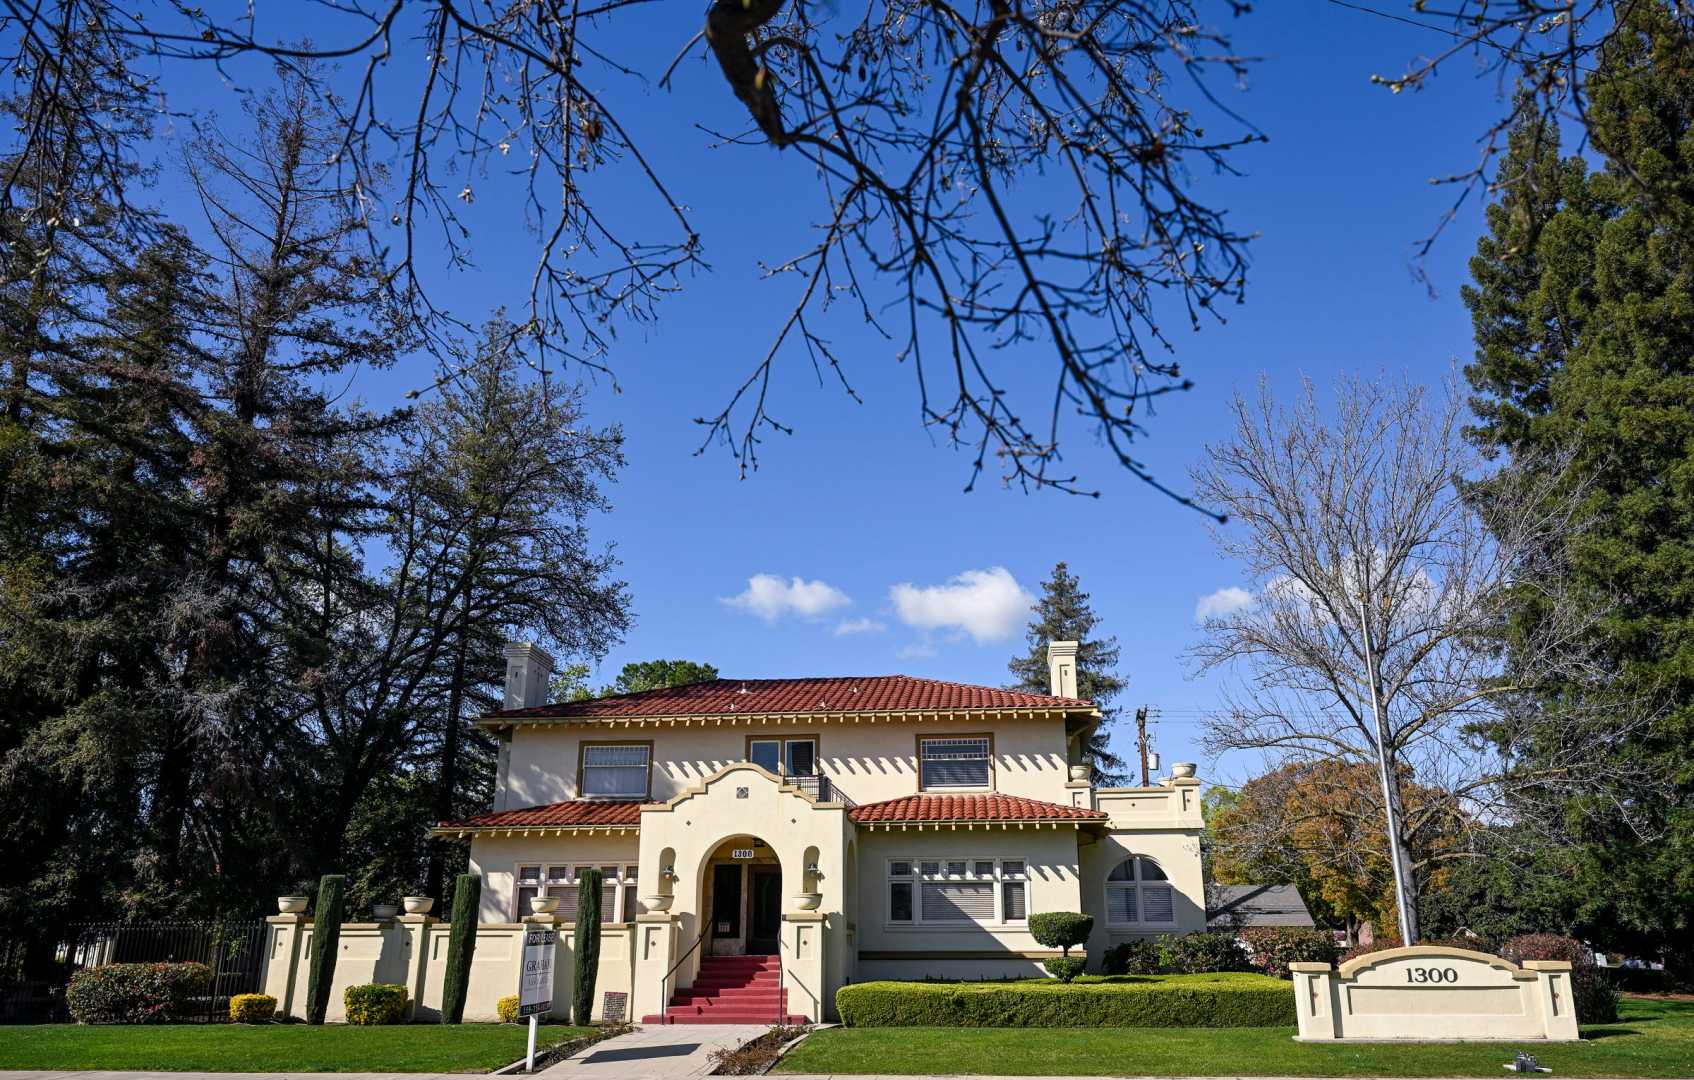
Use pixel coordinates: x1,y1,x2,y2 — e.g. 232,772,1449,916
921,881,995,922
1142,885,1175,924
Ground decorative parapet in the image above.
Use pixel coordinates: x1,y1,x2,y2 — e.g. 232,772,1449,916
1291,946,1580,1043
1090,778,1203,831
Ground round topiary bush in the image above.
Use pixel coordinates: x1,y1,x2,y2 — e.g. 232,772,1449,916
228,993,277,1024
1029,912,1093,957
1043,956,1087,983
343,983,409,1025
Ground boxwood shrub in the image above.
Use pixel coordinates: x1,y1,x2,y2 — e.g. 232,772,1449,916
343,983,409,1025
228,993,277,1024
65,961,212,1024
835,974,1295,1028
497,994,521,1024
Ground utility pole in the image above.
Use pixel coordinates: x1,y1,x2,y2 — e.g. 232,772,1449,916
1355,591,1417,945
1135,705,1151,787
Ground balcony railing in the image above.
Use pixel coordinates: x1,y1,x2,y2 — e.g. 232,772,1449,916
784,773,854,808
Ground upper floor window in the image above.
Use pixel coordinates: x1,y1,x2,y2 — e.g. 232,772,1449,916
580,743,651,799
748,736,817,777
1105,856,1175,928
514,863,639,923
918,735,992,790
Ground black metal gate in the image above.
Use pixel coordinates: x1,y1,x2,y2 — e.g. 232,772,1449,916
1,920,267,1023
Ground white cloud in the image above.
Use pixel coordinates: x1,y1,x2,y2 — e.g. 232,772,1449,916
897,641,938,659
834,617,886,636
1195,585,1254,622
723,574,851,622
890,567,1033,644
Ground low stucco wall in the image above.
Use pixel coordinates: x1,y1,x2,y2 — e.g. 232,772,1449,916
1291,947,1580,1042
261,915,635,1023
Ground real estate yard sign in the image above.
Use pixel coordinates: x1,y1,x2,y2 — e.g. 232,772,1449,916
520,927,556,1072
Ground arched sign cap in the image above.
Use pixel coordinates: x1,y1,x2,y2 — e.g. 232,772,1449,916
1335,945,1566,982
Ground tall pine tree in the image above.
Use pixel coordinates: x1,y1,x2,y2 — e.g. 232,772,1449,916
1007,563,1129,785
1462,0,1694,968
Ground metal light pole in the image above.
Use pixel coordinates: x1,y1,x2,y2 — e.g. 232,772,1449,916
1356,591,1416,945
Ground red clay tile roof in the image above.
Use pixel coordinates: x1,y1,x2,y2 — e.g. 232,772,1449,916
486,675,1092,722
435,800,645,832
848,793,1108,825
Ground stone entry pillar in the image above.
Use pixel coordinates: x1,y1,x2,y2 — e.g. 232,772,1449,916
633,911,678,1021
260,914,308,1018
781,912,826,1022
396,914,441,1021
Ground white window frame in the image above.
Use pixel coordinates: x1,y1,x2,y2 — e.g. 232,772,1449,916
511,862,641,923
580,743,651,799
884,856,1028,929
917,735,993,791
1104,855,1177,929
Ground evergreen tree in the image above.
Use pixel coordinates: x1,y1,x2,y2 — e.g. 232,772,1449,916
1007,563,1129,785
608,660,719,695
1462,0,1694,969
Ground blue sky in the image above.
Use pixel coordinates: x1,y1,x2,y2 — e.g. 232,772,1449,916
146,2,1504,785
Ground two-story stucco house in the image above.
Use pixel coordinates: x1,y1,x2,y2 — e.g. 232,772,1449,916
431,640,1206,1024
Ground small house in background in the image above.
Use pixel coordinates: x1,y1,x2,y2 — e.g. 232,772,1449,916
1205,883,1315,930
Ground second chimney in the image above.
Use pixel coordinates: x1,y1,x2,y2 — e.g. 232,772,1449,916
503,641,556,710
1047,640,1079,698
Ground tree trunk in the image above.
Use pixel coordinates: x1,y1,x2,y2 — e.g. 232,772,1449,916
426,601,474,901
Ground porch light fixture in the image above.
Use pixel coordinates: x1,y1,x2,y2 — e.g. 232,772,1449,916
805,863,822,877
660,865,677,880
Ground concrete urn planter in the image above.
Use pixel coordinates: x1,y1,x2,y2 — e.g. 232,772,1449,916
646,893,673,912
401,896,435,915
1171,762,1197,779
372,903,399,920
276,895,309,914
528,896,561,916
1068,764,1091,782
793,892,822,911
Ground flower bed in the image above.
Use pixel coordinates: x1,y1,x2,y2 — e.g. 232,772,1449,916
835,973,1294,1028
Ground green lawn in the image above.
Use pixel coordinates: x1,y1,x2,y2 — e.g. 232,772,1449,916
777,997,1694,1078
0,1022,599,1073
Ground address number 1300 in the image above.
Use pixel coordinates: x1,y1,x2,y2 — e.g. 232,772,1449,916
1405,967,1460,984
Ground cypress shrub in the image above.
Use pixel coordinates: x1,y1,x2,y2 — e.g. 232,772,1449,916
573,868,603,1025
835,974,1295,1027
441,873,481,1024
304,874,346,1025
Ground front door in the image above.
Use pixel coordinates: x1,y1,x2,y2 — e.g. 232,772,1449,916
712,863,743,947
748,866,781,955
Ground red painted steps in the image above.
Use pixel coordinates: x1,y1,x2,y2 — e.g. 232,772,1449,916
640,954,809,1025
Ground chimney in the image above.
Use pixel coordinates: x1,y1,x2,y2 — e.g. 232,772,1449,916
1047,640,1079,698
503,641,556,710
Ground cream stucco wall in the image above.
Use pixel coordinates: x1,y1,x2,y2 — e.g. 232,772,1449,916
1078,781,1207,962
469,834,640,924
499,717,1072,811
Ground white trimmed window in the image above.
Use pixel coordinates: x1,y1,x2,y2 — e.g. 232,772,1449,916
886,857,1027,927
1105,856,1176,928
918,736,991,789
581,744,650,798
514,863,641,923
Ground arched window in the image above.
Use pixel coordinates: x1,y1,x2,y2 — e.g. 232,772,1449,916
1105,856,1175,927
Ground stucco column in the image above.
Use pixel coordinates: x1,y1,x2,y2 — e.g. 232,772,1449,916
782,912,827,1022
1289,962,1339,1040
261,915,308,1018
396,914,438,1020
633,912,678,1021
1524,960,1579,1041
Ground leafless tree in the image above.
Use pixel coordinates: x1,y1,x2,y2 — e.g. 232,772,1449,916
0,0,1261,500
1189,374,1658,942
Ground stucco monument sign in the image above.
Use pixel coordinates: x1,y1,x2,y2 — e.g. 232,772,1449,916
1289,946,1580,1043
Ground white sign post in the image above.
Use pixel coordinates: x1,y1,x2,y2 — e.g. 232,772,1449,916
519,927,556,1072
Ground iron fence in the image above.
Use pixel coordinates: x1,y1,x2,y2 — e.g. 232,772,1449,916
1,919,267,1023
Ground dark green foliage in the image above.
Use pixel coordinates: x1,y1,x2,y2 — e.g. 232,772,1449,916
305,875,347,1026
1462,0,1694,972
1156,932,1249,974
343,983,409,1025
610,660,719,695
1499,934,1619,1024
573,868,603,1026
1028,912,1093,957
64,962,211,1024
1042,956,1087,983
1237,928,1337,979
1102,940,1162,976
441,873,481,1024
834,976,1296,1028
1008,563,1130,785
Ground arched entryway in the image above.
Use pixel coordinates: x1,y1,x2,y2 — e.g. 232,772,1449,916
698,835,782,956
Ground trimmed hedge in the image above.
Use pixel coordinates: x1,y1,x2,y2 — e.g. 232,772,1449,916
835,974,1295,1028
65,962,212,1024
344,983,409,1025
1043,956,1087,983
228,993,277,1023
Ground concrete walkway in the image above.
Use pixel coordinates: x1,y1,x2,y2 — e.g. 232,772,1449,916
535,1024,768,1079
